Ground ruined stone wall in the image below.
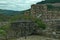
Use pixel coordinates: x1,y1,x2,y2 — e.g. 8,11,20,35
31,4,60,39
8,20,38,38
31,4,47,18
31,4,60,27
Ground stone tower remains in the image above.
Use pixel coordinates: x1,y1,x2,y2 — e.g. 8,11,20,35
31,4,60,38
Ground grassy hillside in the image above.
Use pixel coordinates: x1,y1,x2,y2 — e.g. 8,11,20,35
0,14,10,22
0,9,29,22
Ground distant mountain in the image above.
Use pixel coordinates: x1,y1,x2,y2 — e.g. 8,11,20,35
0,9,31,21
0,9,31,16
37,1,46,4
0,9,25,16
45,0,60,3
37,0,60,4
0,9,25,21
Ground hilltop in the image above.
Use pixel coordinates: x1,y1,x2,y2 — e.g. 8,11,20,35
37,0,60,4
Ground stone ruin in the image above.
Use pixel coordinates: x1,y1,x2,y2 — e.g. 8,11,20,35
7,20,39,39
31,4,60,39
6,4,60,39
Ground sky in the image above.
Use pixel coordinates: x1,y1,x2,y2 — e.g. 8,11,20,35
0,0,42,11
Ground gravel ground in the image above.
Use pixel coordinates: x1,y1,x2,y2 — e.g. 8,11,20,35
16,35,59,40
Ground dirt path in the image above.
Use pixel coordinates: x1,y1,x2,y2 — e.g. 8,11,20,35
16,35,59,40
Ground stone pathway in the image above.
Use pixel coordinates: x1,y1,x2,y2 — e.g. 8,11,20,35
17,35,59,40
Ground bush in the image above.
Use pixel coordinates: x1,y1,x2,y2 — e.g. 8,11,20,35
32,18,46,29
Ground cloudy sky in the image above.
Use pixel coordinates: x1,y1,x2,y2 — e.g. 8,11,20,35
0,0,42,11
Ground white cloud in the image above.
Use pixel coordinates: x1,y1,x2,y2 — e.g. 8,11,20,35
25,0,42,4
0,0,42,11
0,1,7,4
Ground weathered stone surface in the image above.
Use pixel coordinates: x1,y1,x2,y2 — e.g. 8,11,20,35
16,35,59,40
31,4,60,39
9,20,38,38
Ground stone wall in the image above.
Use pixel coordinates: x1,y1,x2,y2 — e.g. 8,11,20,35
31,4,47,18
31,4,60,39
9,20,38,38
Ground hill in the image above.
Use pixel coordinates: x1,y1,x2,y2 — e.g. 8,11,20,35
0,9,31,22
0,14,10,21
37,0,60,4
45,0,60,3
0,9,25,16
